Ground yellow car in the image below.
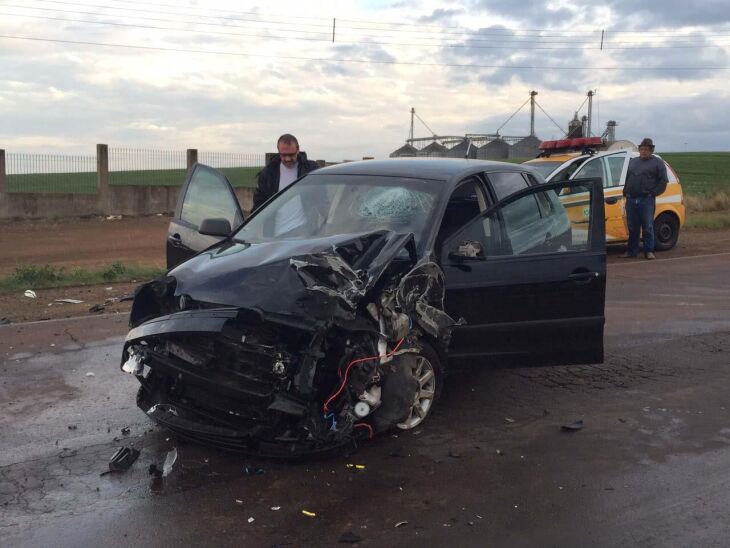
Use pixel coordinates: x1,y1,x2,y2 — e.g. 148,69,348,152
525,148,685,250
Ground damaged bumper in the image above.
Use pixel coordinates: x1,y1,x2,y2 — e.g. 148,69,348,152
121,231,462,457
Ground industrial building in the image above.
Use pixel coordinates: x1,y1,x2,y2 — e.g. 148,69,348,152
390,91,619,160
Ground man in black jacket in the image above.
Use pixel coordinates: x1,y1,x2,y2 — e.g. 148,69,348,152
622,137,669,260
252,134,319,212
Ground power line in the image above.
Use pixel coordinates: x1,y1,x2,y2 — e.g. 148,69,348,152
63,0,730,37
4,33,729,70
17,0,730,41
5,9,730,50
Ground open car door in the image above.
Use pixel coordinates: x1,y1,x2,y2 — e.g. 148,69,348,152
441,178,606,367
167,163,244,269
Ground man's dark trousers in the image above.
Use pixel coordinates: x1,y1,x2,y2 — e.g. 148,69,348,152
626,195,655,256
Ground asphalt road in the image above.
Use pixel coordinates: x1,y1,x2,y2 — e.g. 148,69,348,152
1,252,729,547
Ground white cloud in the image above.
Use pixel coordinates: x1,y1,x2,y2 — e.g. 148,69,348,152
0,0,729,159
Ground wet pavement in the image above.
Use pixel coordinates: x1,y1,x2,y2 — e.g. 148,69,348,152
1,252,729,547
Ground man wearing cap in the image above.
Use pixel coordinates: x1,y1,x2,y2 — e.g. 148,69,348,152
622,138,668,259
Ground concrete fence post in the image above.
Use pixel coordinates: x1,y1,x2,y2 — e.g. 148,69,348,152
97,143,110,215
0,149,6,194
187,148,198,170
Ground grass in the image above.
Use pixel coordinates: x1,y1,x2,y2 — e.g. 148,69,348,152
7,166,263,194
0,263,167,294
685,210,730,230
660,152,730,196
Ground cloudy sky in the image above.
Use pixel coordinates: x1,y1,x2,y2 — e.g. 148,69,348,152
1,0,730,160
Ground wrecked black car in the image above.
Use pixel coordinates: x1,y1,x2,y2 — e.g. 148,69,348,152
121,159,606,457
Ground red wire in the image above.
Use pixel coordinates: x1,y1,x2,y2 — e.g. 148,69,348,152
323,338,405,413
354,423,374,439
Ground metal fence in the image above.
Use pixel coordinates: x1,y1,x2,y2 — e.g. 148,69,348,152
198,151,265,188
5,152,96,194
108,147,188,186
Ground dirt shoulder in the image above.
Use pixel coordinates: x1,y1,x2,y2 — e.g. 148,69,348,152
0,215,169,276
1,215,729,324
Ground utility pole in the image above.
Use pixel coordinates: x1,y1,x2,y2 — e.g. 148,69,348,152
586,90,594,137
529,91,538,137
409,107,415,142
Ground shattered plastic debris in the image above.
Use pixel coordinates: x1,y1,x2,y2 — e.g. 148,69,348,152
338,531,364,544
24,290,37,299
561,419,584,432
55,298,84,304
105,215,122,221
271,506,281,511
394,521,408,528
247,517,255,524
235,499,243,505
346,463,366,470
162,448,178,477
86,372,95,377
302,510,316,517
89,304,106,313
121,427,131,435
243,465,265,476
107,447,140,473
0,318,10,325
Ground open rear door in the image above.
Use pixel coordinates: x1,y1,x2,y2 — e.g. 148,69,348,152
167,164,244,269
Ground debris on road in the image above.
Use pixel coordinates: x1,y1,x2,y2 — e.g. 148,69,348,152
247,517,255,524
394,521,408,528
0,318,10,325
561,419,584,432
55,298,84,304
105,215,122,221
243,465,265,476
107,447,140,473
302,510,316,518
448,450,461,459
88,304,106,313
24,290,37,299
68,425,77,430
271,506,281,511
505,417,515,423
346,463,366,470
148,464,162,478
338,531,364,543
162,448,178,477
495,449,503,456
121,427,131,435
235,499,243,505
85,372,95,377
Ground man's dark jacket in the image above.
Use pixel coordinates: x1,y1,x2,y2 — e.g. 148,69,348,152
623,155,669,198
252,152,319,211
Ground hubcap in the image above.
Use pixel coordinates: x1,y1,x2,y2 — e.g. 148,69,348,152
658,222,672,241
397,355,437,430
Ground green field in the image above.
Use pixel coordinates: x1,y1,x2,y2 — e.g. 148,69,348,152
6,153,730,196
658,152,730,195
7,166,263,194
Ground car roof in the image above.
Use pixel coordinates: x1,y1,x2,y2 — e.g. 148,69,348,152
314,158,530,187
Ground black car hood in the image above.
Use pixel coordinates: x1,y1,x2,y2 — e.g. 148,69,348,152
168,230,417,322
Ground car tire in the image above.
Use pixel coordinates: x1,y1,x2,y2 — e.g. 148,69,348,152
395,341,443,430
653,213,680,251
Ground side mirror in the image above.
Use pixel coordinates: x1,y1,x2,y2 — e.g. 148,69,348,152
448,240,485,261
198,218,232,237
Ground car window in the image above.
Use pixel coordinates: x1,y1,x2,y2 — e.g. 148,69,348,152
488,171,529,200
523,161,562,179
445,181,594,259
180,167,240,228
436,178,485,246
664,161,678,183
604,153,627,188
573,157,605,187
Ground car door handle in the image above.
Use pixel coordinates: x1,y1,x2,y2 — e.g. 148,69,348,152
568,270,600,282
605,197,619,205
169,233,183,248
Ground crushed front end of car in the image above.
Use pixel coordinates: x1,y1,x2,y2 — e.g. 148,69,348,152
120,231,460,457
